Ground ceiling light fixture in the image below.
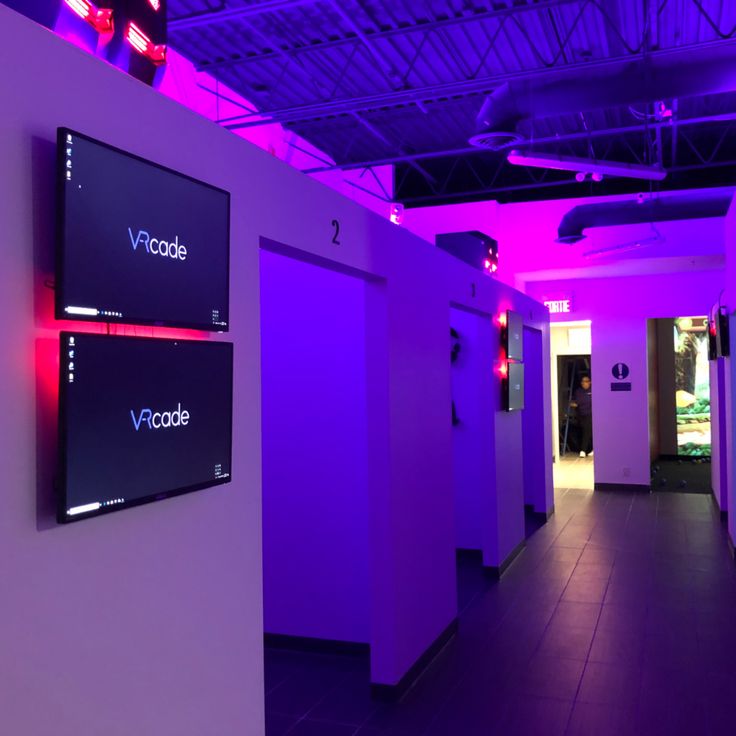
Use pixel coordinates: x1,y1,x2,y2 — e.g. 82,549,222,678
126,21,166,65
64,0,114,33
507,151,667,182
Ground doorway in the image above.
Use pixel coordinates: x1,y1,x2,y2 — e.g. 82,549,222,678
550,322,593,491
648,316,712,493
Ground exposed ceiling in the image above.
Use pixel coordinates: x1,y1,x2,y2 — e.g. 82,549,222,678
167,0,736,207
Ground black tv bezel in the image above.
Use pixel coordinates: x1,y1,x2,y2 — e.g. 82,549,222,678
55,127,231,332
504,361,525,412
717,308,730,358
57,331,234,524
504,309,524,362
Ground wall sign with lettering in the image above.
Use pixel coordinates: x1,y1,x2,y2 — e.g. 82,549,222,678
543,297,573,314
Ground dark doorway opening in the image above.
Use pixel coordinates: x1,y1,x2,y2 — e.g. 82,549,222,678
557,354,591,457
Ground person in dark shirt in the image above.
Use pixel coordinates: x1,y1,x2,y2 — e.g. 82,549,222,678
571,375,593,458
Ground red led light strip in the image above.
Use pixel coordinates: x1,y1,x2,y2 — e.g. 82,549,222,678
64,0,114,34
126,21,167,65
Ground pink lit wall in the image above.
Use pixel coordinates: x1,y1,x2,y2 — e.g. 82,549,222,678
527,271,724,488
49,0,395,218
402,200,499,255
0,9,552,732
402,192,726,291
156,48,395,218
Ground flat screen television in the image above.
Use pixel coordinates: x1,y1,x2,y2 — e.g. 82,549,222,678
58,332,233,523
56,128,230,331
505,310,524,362
716,307,730,358
505,362,525,412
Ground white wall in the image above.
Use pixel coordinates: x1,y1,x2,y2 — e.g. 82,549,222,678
0,9,552,731
450,307,493,551
0,9,263,735
528,272,724,488
523,326,551,512
260,250,370,643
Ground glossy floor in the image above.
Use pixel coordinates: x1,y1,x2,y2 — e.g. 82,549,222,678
554,455,595,491
265,489,736,735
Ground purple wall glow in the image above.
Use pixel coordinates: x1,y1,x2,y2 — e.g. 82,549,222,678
0,7,553,724
260,248,370,643
450,306,492,550
528,271,724,488
523,326,550,512
725,200,736,543
710,358,728,511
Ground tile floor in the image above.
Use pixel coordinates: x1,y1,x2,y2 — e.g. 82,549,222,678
265,489,736,735
554,455,594,491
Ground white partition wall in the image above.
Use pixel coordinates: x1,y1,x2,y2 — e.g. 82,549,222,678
0,7,553,732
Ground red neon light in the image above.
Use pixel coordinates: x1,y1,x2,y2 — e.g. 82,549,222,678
497,312,508,328
126,22,167,65
148,0,161,10
496,359,509,378
64,0,113,33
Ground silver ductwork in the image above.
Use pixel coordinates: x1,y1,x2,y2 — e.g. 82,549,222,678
470,44,736,150
556,192,733,245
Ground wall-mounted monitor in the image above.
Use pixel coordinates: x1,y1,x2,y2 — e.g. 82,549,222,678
505,310,524,362
716,307,730,358
58,332,233,523
505,362,525,412
56,128,230,331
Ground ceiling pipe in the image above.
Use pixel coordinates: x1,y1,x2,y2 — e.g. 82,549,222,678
556,192,734,244
471,42,736,150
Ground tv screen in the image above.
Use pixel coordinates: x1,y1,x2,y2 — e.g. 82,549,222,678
505,310,524,362
56,128,230,331
505,362,525,412
717,308,730,358
58,332,233,523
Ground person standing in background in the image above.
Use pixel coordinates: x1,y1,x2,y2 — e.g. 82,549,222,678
571,375,593,458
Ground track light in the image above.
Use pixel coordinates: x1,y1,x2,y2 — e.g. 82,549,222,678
507,151,667,182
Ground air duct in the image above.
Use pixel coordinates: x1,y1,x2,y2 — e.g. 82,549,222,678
556,192,733,245
470,43,736,150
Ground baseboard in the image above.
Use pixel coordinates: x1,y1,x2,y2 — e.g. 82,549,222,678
525,503,555,521
594,482,651,493
370,618,458,701
709,489,729,522
264,632,369,657
485,538,526,579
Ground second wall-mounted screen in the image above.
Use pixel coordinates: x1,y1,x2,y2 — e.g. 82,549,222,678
505,310,524,362
58,333,233,523
56,128,230,331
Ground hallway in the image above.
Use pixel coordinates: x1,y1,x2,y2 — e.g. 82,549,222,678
266,489,736,735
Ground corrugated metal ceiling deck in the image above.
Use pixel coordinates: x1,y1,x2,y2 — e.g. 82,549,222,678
167,0,736,205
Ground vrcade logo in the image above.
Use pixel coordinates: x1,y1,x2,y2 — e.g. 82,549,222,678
128,228,188,261
131,404,190,431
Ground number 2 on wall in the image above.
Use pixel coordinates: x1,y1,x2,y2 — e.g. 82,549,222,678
331,219,341,245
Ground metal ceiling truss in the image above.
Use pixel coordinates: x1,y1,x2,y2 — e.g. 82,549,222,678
216,38,736,130
168,0,736,205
